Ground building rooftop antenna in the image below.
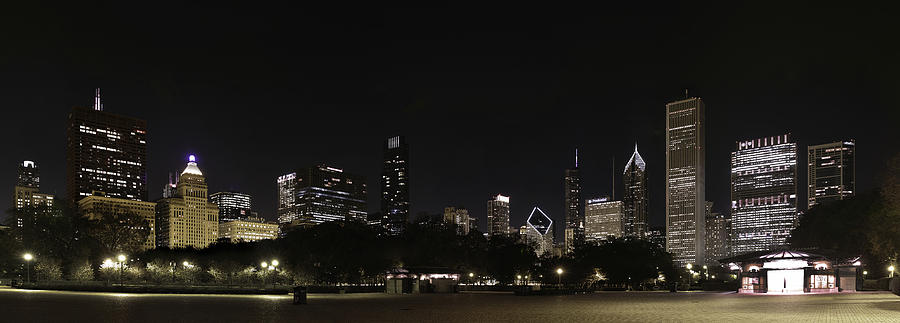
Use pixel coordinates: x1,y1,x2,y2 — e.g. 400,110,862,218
93,88,103,111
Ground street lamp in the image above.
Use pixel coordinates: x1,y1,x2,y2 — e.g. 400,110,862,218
556,268,563,286
889,265,895,278
22,253,34,283
117,254,127,285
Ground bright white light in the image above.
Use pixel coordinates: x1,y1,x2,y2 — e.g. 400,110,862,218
23,253,33,261
556,268,563,275
261,262,268,268
271,260,279,267
495,194,509,203
117,254,127,262
763,259,808,270
188,155,196,162
686,264,693,270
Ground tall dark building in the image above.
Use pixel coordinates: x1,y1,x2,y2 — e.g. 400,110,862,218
277,165,367,225
563,149,582,252
381,136,410,235
623,143,648,238
210,191,253,221
16,161,40,188
66,89,148,203
808,140,855,209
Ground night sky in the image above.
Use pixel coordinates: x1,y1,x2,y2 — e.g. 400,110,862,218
2,4,898,240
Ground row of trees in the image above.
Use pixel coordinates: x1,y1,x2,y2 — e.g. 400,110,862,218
1,204,677,288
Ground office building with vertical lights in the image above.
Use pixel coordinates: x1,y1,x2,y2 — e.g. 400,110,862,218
808,140,855,209
210,191,253,221
155,155,219,249
731,134,798,255
276,165,367,226
623,143,648,238
443,206,470,235
564,149,582,253
382,136,410,235
66,88,148,204
665,96,706,266
584,197,624,243
487,194,510,237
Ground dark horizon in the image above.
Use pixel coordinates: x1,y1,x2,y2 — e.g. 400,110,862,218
2,4,899,240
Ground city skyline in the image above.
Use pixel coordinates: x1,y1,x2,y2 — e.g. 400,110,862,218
2,5,896,242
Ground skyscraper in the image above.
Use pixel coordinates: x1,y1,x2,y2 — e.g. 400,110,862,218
665,96,706,266
623,143,648,238
808,141,856,208
704,202,728,265
443,206,471,235
731,134,798,255
564,149,582,253
277,165,367,226
520,207,554,256
382,136,410,235
487,194,510,237
584,197,623,242
67,89,148,203
13,161,54,210
210,191,253,221
12,161,55,231
155,155,219,249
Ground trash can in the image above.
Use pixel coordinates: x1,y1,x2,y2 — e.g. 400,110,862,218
293,286,307,305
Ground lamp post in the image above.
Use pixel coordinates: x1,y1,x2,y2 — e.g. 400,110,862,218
270,259,279,289
889,265,895,278
23,253,33,283
117,254,127,285
556,268,563,287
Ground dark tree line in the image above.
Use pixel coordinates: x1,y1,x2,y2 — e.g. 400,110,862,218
1,205,676,287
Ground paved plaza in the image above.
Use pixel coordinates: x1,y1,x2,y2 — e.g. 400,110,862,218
2,288,900,322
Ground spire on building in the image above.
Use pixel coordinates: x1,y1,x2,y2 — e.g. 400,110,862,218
181,154,203,176
624,142,646,173
93,88,103,111
575,148,579,168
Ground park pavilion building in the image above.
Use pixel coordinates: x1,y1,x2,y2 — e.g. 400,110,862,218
722,249,861,294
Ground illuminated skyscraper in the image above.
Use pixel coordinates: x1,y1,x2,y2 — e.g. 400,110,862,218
276,165,367,225
382,136,410,235
520,207,554,256
584,197,623,242
67,89,148,203
665,96,706,266
808,141,855,208
211,191,253,221
12,161,55,231
623,143,648,238
731,134,798,255
155,155,219,249
487,194,510,237
443,206,471,235
564,149,582,253
66,89,147,205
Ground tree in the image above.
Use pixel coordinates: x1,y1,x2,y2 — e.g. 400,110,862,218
84,207,151,256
